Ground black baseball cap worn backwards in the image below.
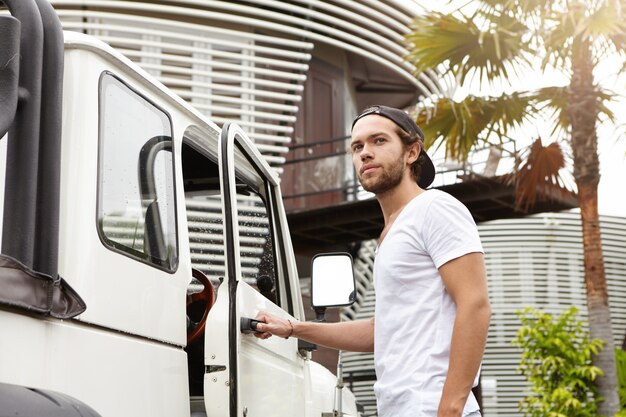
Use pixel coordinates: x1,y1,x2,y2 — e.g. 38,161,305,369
351,105,435,188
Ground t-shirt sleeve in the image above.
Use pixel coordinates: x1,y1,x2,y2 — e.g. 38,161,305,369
421,192,484,269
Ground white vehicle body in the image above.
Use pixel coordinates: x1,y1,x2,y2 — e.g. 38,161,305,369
0,7,357,416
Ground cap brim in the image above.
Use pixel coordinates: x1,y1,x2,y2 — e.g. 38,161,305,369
418,151,435,189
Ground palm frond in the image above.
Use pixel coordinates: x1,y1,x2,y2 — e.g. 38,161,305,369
510,138,571,210
415,93,533,161
490,92,535,134
533,86,570,136
539,1,626,71
540,7,581,71
612,0,626,53
596,89,618,124
479,0,554,19
607,34,626,65
404,11,530,86
583,2,626,41
533,86,617,134
581,2,626,65
416,98,483,160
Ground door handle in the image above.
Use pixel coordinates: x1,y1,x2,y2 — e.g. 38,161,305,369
240,317,263,334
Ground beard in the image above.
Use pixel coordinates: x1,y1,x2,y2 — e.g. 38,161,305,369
359,159,405,195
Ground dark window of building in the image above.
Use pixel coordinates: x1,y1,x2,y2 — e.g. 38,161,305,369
282,58,346,211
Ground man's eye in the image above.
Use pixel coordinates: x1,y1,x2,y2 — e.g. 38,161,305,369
351,144,363,153
375,137,386,144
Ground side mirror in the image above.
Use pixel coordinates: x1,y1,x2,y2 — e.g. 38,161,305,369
311,253,356,317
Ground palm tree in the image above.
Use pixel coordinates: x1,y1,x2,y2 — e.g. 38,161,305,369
405,1,626,415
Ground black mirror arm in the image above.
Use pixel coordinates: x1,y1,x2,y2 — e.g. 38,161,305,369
313,306,327,323
298,339,317,353
297,307,327,354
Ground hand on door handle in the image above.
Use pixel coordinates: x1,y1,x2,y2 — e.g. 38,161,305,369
240,317,264,334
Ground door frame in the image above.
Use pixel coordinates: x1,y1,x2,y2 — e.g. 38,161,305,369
217,122,284,416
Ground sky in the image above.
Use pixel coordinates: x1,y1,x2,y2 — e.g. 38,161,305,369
401,0,625,217
596,90,625,217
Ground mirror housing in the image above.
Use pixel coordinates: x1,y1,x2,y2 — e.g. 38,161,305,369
311,253,356,320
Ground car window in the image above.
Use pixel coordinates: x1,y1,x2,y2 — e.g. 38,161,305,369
97,72,178,271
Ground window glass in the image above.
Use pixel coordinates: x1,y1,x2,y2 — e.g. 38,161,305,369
234,143,279,305
186,193,225,284
98,72,177,271
237,192,275,283
181,129,225,287
186,188,277,296
187,180,278,302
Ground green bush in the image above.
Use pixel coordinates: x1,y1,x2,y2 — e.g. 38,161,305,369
513,306,604,417
617,348,626,410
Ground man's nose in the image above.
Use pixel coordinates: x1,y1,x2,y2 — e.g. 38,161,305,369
360,143,374,160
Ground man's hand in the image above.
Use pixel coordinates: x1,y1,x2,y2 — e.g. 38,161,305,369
253,311,294,339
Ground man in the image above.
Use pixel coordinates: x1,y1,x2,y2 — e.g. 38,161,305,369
255,105,491,417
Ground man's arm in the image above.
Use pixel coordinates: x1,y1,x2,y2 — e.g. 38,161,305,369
437,252,491,417
254,313,375,353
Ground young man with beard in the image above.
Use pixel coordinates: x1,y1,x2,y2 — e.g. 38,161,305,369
255,105,491,417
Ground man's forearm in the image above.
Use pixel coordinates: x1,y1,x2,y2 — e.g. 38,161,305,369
255,312,375,353
438,301,491,417
293,318,375,352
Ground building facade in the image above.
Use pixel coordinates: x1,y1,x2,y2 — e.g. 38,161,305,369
51,1,440,190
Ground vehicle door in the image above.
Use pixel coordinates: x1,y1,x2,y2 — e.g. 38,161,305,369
204,123,305,417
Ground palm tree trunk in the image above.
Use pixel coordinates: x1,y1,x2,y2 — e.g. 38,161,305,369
578,181,619,415
569,39,619,416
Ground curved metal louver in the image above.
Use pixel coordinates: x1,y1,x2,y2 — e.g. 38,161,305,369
341,239,378,417
186,195,272,285
340,212,626,417
50,0,431,168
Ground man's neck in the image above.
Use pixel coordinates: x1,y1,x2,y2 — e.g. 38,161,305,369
376,177,424,226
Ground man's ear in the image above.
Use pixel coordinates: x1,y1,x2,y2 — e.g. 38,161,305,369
406,142,420,165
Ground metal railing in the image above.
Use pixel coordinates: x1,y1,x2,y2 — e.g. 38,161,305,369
282,135,521,203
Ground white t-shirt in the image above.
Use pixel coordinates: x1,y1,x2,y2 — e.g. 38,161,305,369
373,189,484,417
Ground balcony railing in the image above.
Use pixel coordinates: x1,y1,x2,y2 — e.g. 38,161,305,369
282,135,521,210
